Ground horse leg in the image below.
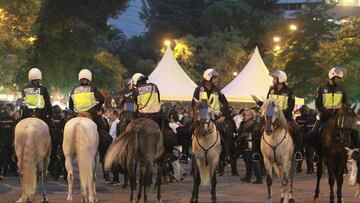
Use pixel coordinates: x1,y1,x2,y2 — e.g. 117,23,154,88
190,160,200,203
289,160,296,203
264,159,273,203
157,161,163,203
91,154,98,203
327,163,335,203
65,155,74,202
335,165,344,203
136,162,144,203
210,172,217,203
314,155,323,201
129,162,136,203
41,155,50,203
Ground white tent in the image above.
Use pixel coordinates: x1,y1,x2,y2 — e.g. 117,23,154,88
222,47,272,103
148,46,197,101
222,47,304,105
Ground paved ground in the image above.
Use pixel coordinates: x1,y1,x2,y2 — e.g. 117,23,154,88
0,161,359,203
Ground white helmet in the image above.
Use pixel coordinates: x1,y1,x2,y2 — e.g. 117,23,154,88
203,68,219,81
131,73,146,86
78,69,92,81
328,67,344,79
28,68,42,81
270,69,287,83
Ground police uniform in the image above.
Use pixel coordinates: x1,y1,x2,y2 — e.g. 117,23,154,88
0,108,17,176
69,84,104,115
191,85,230,118
132,81,162,124
21,84,52,122
316,82,347,121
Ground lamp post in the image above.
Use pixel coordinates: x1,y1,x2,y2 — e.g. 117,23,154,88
289,24,297,31
273,36,281,43
164,40,171,47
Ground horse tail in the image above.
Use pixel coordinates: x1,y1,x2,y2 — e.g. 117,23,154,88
104,128,139,171
16,124,38,200
154,129,165,161
74,122,96,194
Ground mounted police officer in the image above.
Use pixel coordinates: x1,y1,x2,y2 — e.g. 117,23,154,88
69,69,105,132
312,67,353,148
252,69,303,161
192,68,233,164
131,73,162,126
21,68,52,124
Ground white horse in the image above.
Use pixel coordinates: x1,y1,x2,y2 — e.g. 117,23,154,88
63,117,99,203
346,148,360,198
190,103,222,203
261,99,296,203
14,117,51,203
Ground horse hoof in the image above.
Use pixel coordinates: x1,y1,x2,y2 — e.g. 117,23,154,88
190,199,198,203
267,198,272,203
313,197,319,203
280,197,284,203
156,199,163,203
289,198,295,203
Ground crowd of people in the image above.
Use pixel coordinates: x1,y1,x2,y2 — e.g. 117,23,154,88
1,66,360,189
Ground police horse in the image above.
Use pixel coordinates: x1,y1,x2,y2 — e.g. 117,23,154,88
261,99,296,203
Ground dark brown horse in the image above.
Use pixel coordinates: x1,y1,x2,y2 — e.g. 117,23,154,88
314,104,358,203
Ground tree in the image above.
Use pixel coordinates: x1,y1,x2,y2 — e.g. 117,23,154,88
316,16,360,101
173,30,249,87
272,3,337,100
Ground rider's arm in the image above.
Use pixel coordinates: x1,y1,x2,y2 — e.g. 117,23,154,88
68,89,74,111
315,87,328,114
191,87,200,108
219,92,230,117
341,89,348,105
43,87,52,117
284,89,295,116
94,87,105,108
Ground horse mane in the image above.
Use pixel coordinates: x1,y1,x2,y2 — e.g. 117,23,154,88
262,98,288,130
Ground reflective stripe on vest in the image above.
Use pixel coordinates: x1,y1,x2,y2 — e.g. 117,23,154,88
137,90,161,114
71,92,97,112
24,94,45,109
323,93,342,109
269,94,288,111
200,91,221,115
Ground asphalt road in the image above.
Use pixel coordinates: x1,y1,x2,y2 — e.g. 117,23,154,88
0,161,359,203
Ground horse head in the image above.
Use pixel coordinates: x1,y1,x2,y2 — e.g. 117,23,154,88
193,101,215,136
262,98,287,135
336,103,357,130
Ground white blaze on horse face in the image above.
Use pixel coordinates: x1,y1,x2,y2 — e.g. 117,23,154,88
349,159,358,187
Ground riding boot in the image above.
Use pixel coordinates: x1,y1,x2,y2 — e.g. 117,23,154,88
288,120,303,161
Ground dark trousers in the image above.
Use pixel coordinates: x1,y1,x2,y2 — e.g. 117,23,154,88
242,150,262,180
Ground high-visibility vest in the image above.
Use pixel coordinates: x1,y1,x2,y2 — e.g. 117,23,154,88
323,92,342,110
137,85,161,114
200,91,221,116
24,91,45,109
269,94,288,111
71,88,97,112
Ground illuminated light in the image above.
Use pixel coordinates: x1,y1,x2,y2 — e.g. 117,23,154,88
233,71,238,77
289,24,297,31
164,40,171,46
273,36,281,42
28,36,37,44
274,45,281,51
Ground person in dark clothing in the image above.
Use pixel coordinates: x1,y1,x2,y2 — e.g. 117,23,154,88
296,105,317,174
252,69,303,161
21,68,52,124
69,69,105,128
130,73,162,126
237,109,263,184
0,106,17,176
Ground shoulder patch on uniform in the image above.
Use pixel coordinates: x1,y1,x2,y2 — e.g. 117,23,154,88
270,89,275,94
323,89,328,94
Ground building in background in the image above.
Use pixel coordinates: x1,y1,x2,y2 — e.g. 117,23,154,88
276,0,360,19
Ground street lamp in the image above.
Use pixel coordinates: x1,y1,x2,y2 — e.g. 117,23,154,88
164,40,171,47
289,24,297,31
274,45,281,52
233,71,238,77
273,36,281,42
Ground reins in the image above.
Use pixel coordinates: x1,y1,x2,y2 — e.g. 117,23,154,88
262,130,288,163
194,122,219,166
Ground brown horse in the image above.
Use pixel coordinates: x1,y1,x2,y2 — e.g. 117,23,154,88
314,104,358,203
104,118,165,203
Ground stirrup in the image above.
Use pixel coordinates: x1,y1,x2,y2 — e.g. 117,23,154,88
294,152,303,162
252,153,261,162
